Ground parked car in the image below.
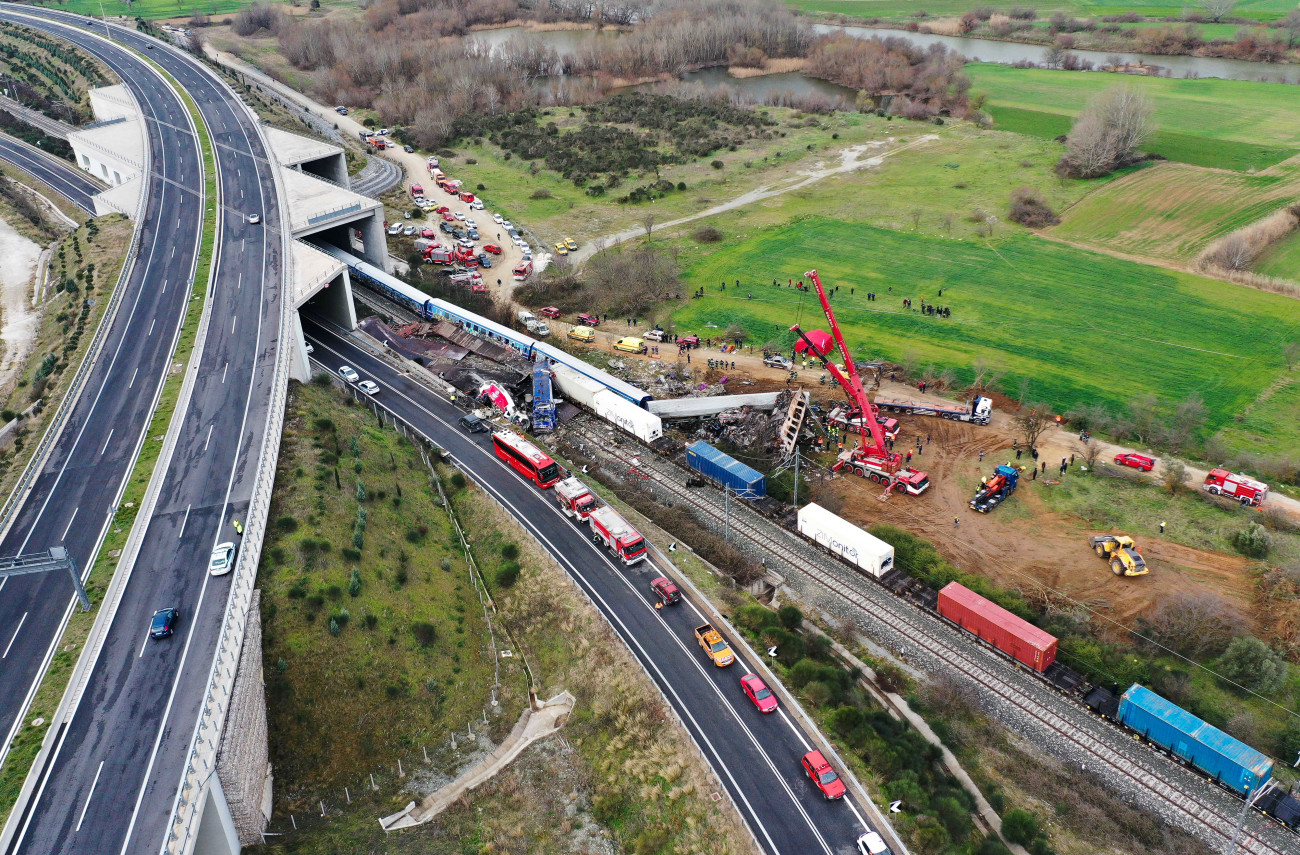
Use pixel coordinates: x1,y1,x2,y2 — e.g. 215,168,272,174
470,200,484,210
764,354,793,370
478,256,492,268
358,380,380,395
539,306,561,319
208,542,236,576
564,237,578,251
426,156,439,168
387,223,403,235
335,105,348,114
421,228,437,238
452,229,466,240
740,673,779,713
1114,453,1156,472
459,413,490,433
439,222,454,235
403,224,418,236
856,832,893,855
338,365,359,383
678,334,700,347
150,607,179,639
554,242,569,256
567,327,595,343
467,228,480,240
441,212,456,222
614,337,646,354
454,212,466,221
482,244,503,254
403,144,414,153
492,214,503,224
501,220,512,229
801,751,846,799
435,205,449,214
644,329,664,342
650,576,681,605
576,313,600,327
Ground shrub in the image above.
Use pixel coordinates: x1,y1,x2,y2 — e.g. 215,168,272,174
1232,523,1272,558
450,472,466,489
501,543,519,560
802,680,832,707
412,621,437,646
348,567,361,597
530,188,552,199
735,604,779,632
1007,186,1059,228
329,617,340,636
395,567,409,586
711,160,724,169
1218,636,1288,693
694,225,722,243
342,547,361,561
364,613,379,629
778,604,804,630
676,181,686,191
313,417,335,432
496,561,521,588
1001,808,1039,845
275,516,298,533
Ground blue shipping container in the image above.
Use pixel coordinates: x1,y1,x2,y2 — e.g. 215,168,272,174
1117,685,1273,796
685,442,765,499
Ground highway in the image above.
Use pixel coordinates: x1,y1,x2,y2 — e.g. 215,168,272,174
303,314,880,855
0,9,284,854
0,133,99,214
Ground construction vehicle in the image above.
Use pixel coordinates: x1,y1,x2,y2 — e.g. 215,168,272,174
695,623,734,667
970,464,1019,512
1089,535,1148,577
790,270,929,497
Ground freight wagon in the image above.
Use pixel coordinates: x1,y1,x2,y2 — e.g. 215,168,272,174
551,364,663,444
1117,684,1273,797
685,442,765,498
796,503,894,578
936,582,1057,673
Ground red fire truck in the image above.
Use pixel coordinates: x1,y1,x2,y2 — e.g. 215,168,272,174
555,477,597,522
492,430,564,488
589,506,647,565
1203,468,1268,506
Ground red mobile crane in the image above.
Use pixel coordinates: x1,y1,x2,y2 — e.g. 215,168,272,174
790,270,930,497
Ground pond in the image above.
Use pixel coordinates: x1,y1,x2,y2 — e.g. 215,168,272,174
678,68,858,106
814,23,1300,85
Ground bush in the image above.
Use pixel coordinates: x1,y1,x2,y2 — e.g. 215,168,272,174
694,225,722,243
1007,186,1059,228
711,160,724,169
778,604,804,630
1231,523,1271,558
496,561,521,588
735,604,779,632
275,516,298,533
348,567,361,597
450,472,466,489
342,547,361,561
1001,808,1039,845
530,188,553,199
501,543,519,560
1218,636,1288,694
802,680,832,707
411,621,437,646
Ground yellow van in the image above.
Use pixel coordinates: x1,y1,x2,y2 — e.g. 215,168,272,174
568,327,595,343
613,336,647,354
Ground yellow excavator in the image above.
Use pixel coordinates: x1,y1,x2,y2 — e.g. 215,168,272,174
1089,535,1148,577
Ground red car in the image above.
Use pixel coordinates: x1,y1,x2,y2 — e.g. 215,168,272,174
801,750,845,800
435,205,449,214
576,313,601,327
441,212,456,222
650,576,681,605
420,228,436,238
482,244,503,255
1114,453,1155,472
539,306,561,319
678,334,700,347
740,673,778,714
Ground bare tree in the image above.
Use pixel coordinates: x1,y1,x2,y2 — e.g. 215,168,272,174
1137,589,1246,658
909,209,923,230
1014,403,1054,450
1283,9,1300,48
968,357,1004,394
1059,87,1154,178
1075,439,1102,472
1200,0,1236,23
1164,394,1207,451
642,212,655,240
1163,459,1188,494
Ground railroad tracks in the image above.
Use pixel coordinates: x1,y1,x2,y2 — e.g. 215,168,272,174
564,419,1288,855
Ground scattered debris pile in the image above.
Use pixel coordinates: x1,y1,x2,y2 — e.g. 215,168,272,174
692,390,796,449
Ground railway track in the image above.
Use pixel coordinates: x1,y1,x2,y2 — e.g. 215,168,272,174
564,419,1287,855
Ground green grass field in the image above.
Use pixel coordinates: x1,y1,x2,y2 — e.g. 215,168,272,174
669,219,1295,429
968,64,1300,172
1255,228,1300,280
786,0,1294,22
33,0,351,21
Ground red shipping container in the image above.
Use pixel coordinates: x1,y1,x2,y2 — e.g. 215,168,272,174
937,582,1057,673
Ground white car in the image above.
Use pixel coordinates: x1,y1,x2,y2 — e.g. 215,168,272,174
387,223,403,235
465,219,477,228
492,214,503,224
358,380,380,395
247,213,260,225
404,224,418,236
501,220,512,229
339,365,359,383
305,343,314,354
378,127,390,135
470,200,484,210
454,212,466,222
208,542,236,576
426,156,439,168
855,832,892,855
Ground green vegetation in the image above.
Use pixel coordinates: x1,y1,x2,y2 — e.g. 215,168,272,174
784,0,1296,23
669,219,1294,433
1212,373,1300,480
1254,228,1300,279
37,0,263,19
967,63,1300,172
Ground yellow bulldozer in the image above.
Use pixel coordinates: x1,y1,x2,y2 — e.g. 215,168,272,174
1089,535,1148,577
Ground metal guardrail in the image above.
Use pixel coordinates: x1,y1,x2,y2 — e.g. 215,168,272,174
82,115,126,130
161,36,297,855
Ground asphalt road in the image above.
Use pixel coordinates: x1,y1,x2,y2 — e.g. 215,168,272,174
0,133,99,214
303,315,880,855
0,9,283,854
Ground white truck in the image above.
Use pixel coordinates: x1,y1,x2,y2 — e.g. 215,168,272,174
555,477,597,522
797,503,894,578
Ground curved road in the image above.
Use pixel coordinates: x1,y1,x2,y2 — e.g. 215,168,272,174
0,133,99,214
0,9,284,855
303,314,882,855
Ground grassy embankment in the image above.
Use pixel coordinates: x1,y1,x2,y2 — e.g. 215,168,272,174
258,381,751,853
668,218,1295,432
783,0,1296,23
1254,228,1300,279
0,73,217,824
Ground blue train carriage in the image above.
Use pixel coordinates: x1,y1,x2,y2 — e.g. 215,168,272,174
685,441,765,499
1117,684,1273,797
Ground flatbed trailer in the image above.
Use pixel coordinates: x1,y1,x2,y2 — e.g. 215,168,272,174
874,395,992,425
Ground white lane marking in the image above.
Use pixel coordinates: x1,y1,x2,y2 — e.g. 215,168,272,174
0,577,6,595
230,315,236,335
169,245,174,259
308,330,832,853
128,367,137,388
177,503,191,539
60,507,79,542
221,362,228,383
3,612,28,659
75,760,105,831
203,424,213,451
236,271,241,290
100,428,114,456
138,631,151,659
147,318,155,336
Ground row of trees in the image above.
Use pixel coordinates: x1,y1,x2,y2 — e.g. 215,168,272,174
805,35,971,119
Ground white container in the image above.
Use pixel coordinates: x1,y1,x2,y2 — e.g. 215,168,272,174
797,503,894,578
592,389,663,443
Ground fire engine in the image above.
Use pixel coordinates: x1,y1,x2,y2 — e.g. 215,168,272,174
555,477,597,522
1203,468,1268,506
589,506,647,565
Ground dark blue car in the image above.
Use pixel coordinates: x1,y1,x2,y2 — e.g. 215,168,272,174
150,607,179,639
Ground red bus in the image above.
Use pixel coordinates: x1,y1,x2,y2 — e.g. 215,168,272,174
492,431,563,488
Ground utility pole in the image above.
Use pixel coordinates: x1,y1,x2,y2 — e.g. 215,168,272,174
1227,784,1264,855
792,446,800,507
724,485,730,542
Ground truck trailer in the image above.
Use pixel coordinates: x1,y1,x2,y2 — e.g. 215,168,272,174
796,503,895,578
873,395,993,426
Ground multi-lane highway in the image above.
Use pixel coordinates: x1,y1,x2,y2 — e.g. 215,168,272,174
0,133,99,214
0,9,285,854
303,315,887,855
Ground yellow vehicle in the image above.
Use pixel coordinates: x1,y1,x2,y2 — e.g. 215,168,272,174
613,336,647,354
1089,535,1148,577
695,623,734,667
567,326,595,343
554,242,569,256
564,237,578,251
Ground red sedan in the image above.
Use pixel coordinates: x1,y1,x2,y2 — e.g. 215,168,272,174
539,306,561,319
482,244,503,255
435,206,450,214
441,212,456,222
801,750,845,799
650,576,681,605
740,673,778,713
420,228,436,238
